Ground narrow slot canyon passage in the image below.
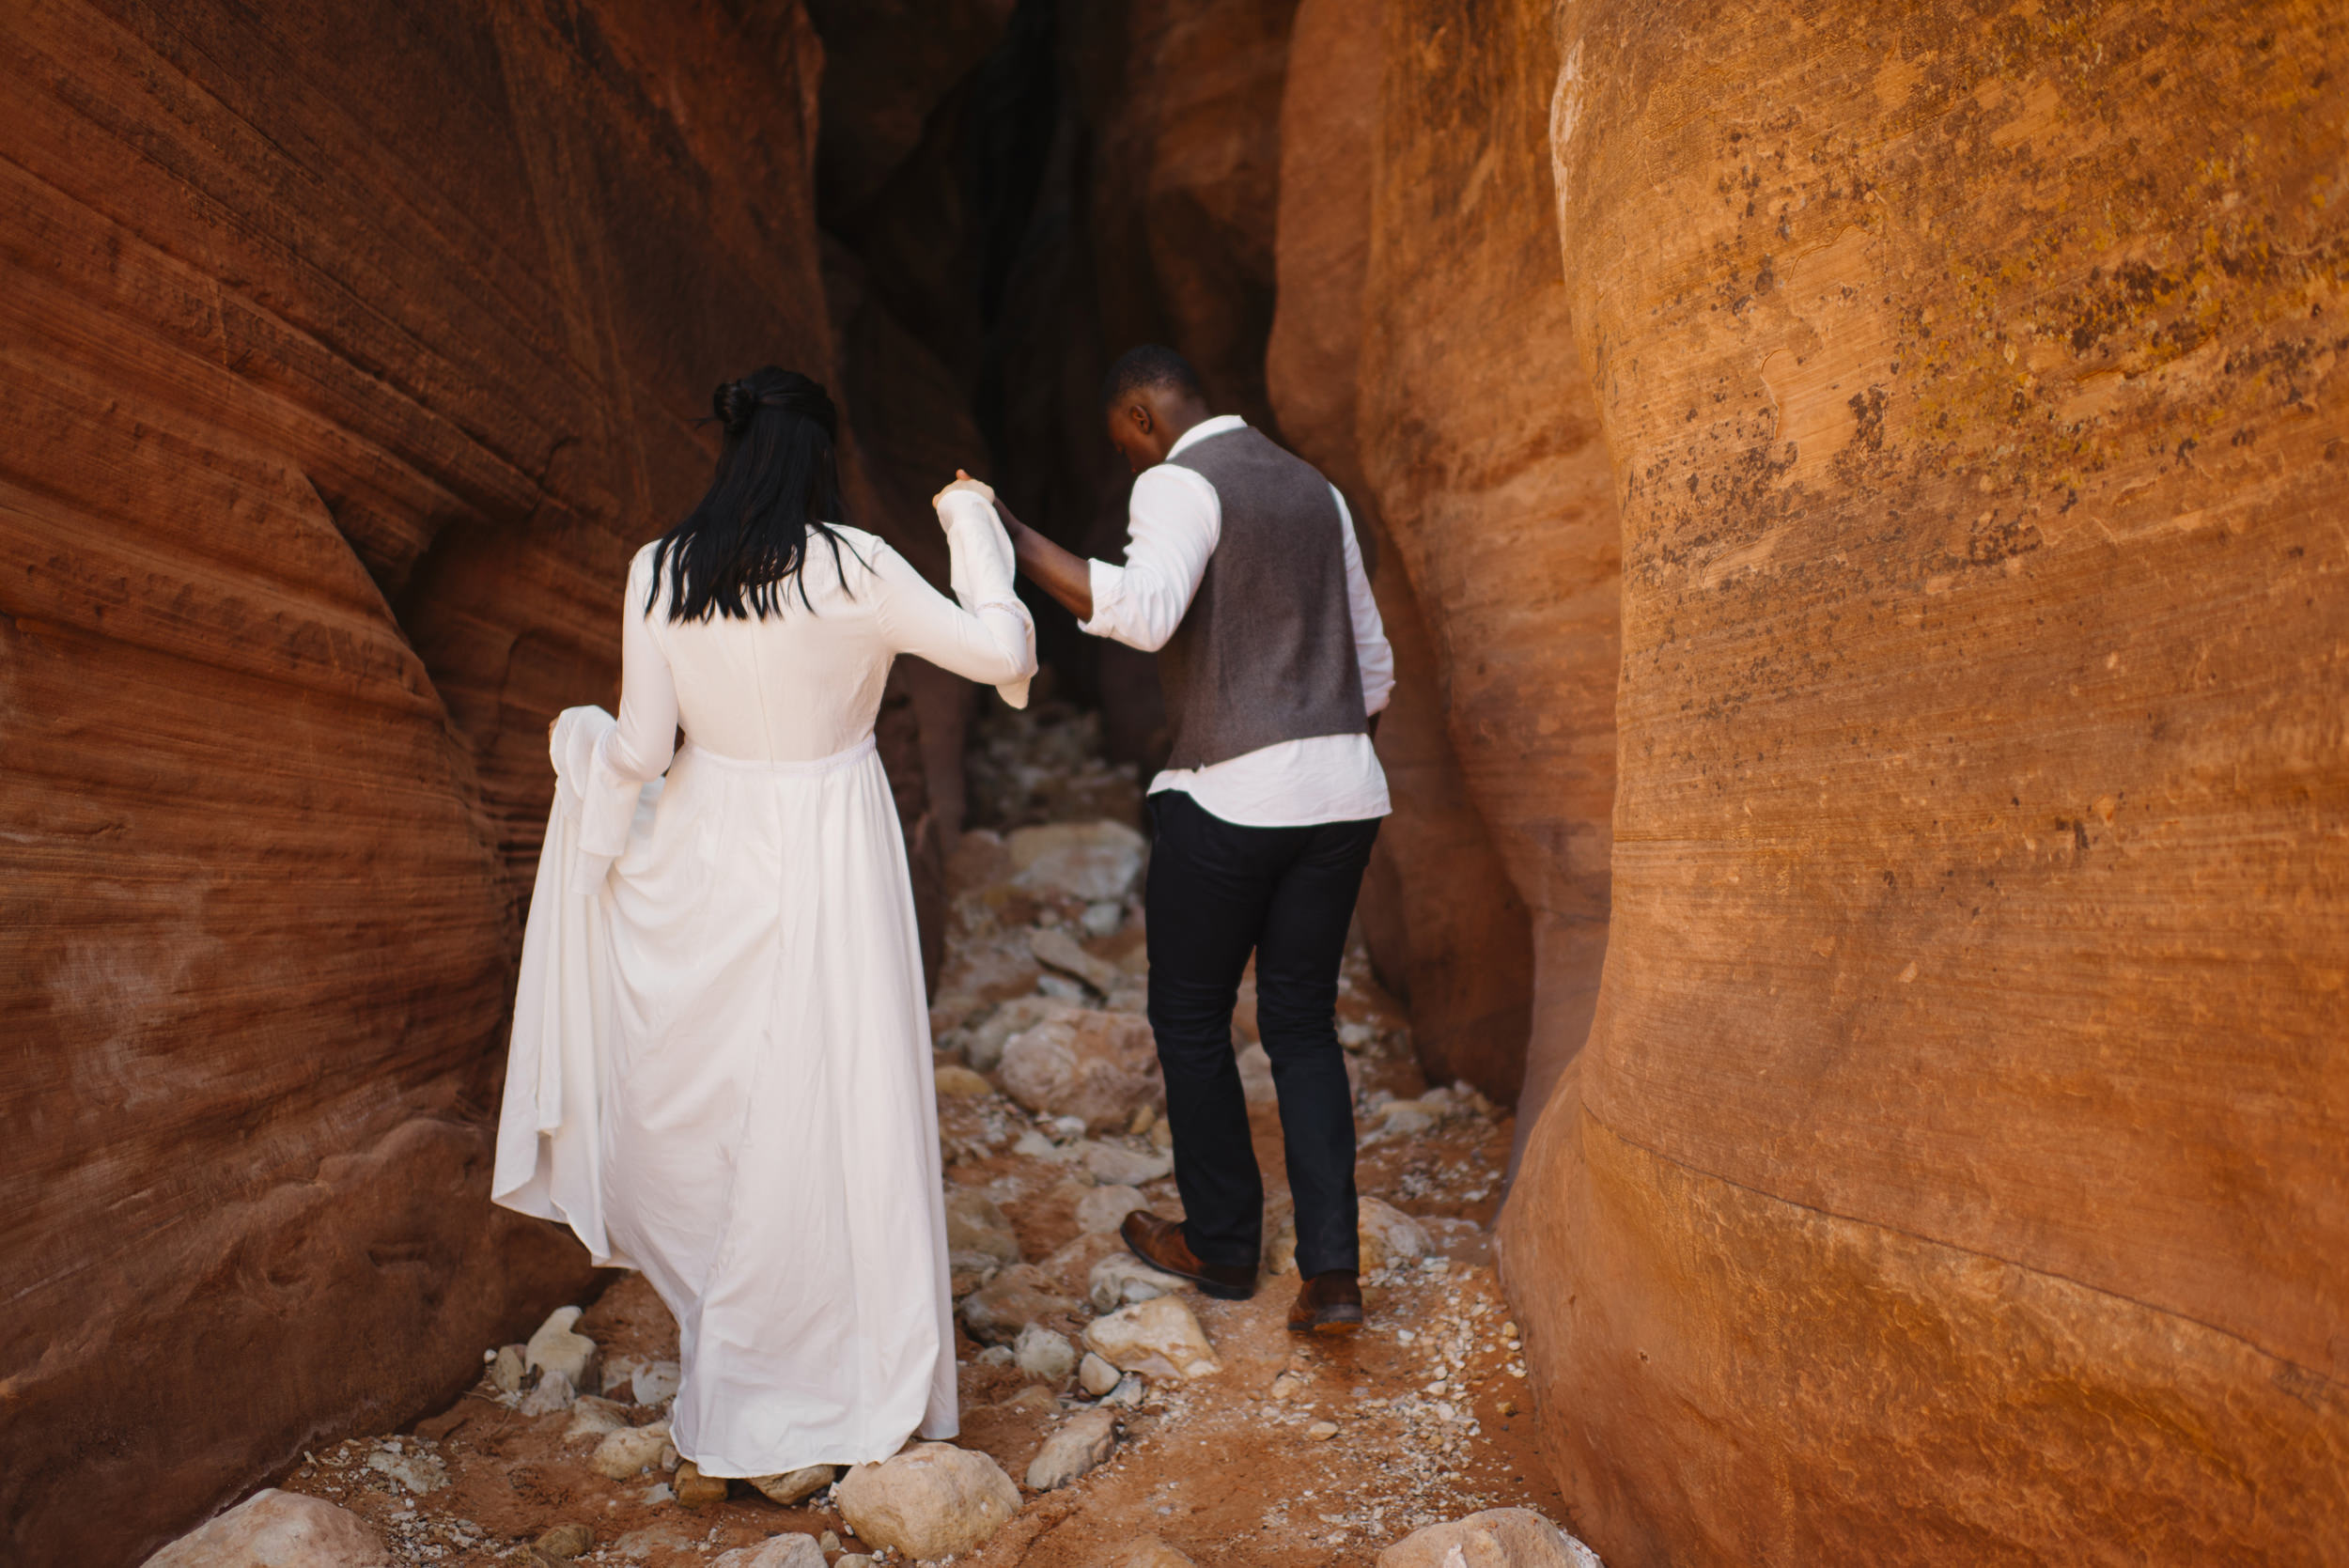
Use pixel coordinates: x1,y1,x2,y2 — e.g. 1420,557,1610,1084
4,1,2342,1566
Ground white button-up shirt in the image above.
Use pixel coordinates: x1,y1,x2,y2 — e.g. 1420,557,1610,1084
1081,415,1393,827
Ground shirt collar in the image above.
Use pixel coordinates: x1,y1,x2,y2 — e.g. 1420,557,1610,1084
1164,413,1246,462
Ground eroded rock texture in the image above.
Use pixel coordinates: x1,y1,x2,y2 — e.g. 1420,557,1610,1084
0,3,919,1561
1500,1,2349,1561
1267,0,1538,1104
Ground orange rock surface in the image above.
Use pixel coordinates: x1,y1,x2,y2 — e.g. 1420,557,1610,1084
1495,0,2349,1560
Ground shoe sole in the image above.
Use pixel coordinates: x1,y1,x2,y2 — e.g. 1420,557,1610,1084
1122,1229,1255,1301
1290,1309,1365,1337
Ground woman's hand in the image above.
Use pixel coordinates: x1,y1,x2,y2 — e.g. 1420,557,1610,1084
932,468,997,512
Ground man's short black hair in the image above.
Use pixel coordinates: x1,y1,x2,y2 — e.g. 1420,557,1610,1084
1100,343,1205,410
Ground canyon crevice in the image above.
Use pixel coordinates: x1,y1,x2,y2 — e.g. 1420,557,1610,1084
4,0,2343,1564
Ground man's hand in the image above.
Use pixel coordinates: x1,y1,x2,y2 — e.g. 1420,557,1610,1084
960,470,1095,623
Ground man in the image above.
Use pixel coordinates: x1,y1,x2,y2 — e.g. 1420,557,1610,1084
985,344,1392,1334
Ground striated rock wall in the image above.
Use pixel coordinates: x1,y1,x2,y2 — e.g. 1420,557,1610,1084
1350,0,1624,1124
0,2,948,1561
1500,0,2349,1561
1267,0,1538,1104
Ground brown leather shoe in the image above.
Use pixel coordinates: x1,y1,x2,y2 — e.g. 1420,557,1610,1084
1120,1210,1257,1301
1288,1269,1364,1335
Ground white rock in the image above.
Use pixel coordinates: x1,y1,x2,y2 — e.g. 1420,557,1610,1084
143,1489,391,1568
631,1359,681,1406
1086,1253,1187,1313
1006,820,1147,902
1082,1296,1220,1380
488,1344,527,1394
998,1008,1164,1130
835,1443,1021,1558
1374,1508,1606,1568
600,1355,643,1399
590,1422,673,1480
1081,900,1125,938
748,1465,838,1506
564,1396,631,1441
712,1533,826,1568
964,996,1083,1073
526,1305,599,1385
1014,1324,1079,1383
837,1558,875,1568
1103,1372,1146,1407
1075,1183,1147,1234
1078,1351,1123,1397
519,1368,578,1416
1025,1408,1119,1491
1030,925,1123,995
1084,1141,1174,1186
1235,1043,1277,1104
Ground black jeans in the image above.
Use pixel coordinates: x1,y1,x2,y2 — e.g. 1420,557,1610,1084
1144,788,1381,1279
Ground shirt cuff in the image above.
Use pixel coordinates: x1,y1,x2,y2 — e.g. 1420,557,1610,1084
1076,558,1125,639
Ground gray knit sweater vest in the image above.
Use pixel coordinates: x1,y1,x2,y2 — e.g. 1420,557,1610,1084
1159,425,1365,771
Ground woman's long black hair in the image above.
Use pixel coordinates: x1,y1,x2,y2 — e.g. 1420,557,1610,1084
647,367,862,621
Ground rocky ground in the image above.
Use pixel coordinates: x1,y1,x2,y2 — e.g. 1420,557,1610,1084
251,701,1596,1568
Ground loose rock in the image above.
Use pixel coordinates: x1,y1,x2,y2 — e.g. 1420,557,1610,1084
1235,1043,1278,1104
1025,1407,1119,1491
143,1489,392,1568
711,1534,826,1568
1075,1183,1147,1234
364,1445,448,1495
564,1396,631,1441
1084,1141,1174,1186
1031,925,1122,995
1005,820,1147,902
835,1442,1021,1558
489,1344,527,1393
1266,1194,1435,1275
958,1263,1079,1344
934,1063,995,1097
525,1305,600,1392
674,1460,729,1508
1078,1351,1123,1396
997,1008,1164,1130
1375,1508,1605,1568
944,1189,1021,1265
590,1422,672,1480
1112,1539,1201,1568
632,1360,682,1406
1087,1253,1187,1312
519,1368,578,1417
748,1465,838,1506
962,996,1082,1073
1083,1296,1221,1380
535,1522,594,1560
1014,1324,1079,1383
1308,1421,1339,1440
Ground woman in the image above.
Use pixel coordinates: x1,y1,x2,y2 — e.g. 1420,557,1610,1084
491,367,1034,1480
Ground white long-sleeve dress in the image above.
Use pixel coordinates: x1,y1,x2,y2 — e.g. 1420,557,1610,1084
492,492,1034,1478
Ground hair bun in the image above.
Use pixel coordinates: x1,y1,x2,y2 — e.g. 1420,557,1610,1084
714,380,759,435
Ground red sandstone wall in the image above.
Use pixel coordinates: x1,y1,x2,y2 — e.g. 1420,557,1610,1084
1500,0,2349,1560
0,3,877,1560
1267,0,1538,1104
1352,0,1623,1126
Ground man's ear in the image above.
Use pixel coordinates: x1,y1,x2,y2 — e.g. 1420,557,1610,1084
1125,400,1154,435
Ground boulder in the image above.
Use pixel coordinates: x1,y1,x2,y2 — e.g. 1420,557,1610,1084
998,1010,1165,1130
1025,1408,1120,1492
1087,1254,1188,1314
1014,1324,1079,1384
1005,821,1148,902
674,1461,729,1509
518,1369,578,1417
1075,1184,1148,1234
534,1524,594,1560
563,1397,632,1442
1375,1509,1602,1568
958,1264,1079,1345
142,1490,391,1568
590,1422,673,1481
963,996,1085,1074
835,1443,1020,1558
525,1307,600,1397
748,1466,838,1507
712,1533,826,1568
1082,1297,1220,1381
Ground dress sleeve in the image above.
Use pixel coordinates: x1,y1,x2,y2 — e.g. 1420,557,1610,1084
875,492,1038,706
577,548,677,886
